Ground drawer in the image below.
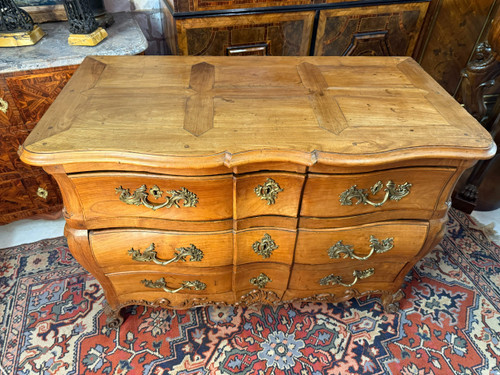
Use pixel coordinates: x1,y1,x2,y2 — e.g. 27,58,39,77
288,262,406,290
314,2,429,56
107,267,233,296
90,229,233,273
295,221,428,265
70,172,233,222
300,167,455,218
175,12,314,56
236,228,296,265
235,263,290,292
236,172,305,219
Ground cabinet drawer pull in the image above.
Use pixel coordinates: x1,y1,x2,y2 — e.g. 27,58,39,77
141,277,206,293
250,273,272,289
252,233,278,259
37,187,48,199
0,97,8,113
339,180,412,207
320,268,374,287
116,184,198,210
328,236,393,261
129,243,204,265
254,178,283,205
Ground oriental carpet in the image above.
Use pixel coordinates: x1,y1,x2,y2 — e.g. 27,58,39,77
0,208,499,375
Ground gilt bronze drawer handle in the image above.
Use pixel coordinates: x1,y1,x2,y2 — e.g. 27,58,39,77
250,273,272,289
328,236,394,261
339,180,412,207
36,187,48,199
115,184,198,210
320,268,374,287
141,277,206,293
128,243,204,265
252,233,278,259
254,178,283,205
0,98,8,114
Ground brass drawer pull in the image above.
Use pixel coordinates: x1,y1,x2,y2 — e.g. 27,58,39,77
254,178,283,205
250,273,272,289
320,268,374,287
37,187,48,199
328,236,394,261
0,98,8,113
252,233,278,259
141,277,206,293
116,184,198,210
129,243,204,265
340,180,412,207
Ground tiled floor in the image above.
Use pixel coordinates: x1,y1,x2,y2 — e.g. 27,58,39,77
1,208,499,249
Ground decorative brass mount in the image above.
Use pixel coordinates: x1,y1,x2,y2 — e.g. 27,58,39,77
36,187,48,199
320,268,374,287
250,273,272,288
339,181,412,207
141,277,206,293
0,98,8,113
254,178,283,205
116,184,198,210
129,243,204,265
328,236,394,261
252,233,278,259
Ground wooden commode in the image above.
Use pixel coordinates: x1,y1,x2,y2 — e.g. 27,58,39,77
19,56,495,328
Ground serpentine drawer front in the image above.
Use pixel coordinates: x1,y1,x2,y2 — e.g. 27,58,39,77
19,56,495,328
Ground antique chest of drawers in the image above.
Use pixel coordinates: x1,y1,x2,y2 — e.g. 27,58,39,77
19,56,495,327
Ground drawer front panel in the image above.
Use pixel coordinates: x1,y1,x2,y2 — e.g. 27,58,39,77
295,221,428,265
236,172,305,219
235,262,290,292
107,268,233,296
71,173,233,222
301,167,454,218
236,228,296,265
90,229,233,272
314,3,429,56
176,12,314,56
288,262,406,290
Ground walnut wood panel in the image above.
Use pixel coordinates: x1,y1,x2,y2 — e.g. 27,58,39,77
106,267,234,296
314,3,429,56
90,229,233,272
235,228,296,264
175,12,314,56
295,221,428,264
235,172,305,219
70,172,233,222
417,0,497,95
288,261,408,290
0,175,32,218
300,167,455,218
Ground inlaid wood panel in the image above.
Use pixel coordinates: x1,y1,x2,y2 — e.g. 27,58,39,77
176,12,314,56
314,3,429,56
0,175,32,218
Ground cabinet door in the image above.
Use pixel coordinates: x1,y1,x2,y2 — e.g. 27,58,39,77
314,2,429,56
176,11,314,56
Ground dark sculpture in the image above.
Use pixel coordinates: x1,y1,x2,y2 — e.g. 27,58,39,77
0,0,34,33
63,0,99,34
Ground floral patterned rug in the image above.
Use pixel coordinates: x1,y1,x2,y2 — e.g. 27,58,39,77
0,208,499,375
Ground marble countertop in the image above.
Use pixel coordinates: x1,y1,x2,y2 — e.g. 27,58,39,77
0,12,148,74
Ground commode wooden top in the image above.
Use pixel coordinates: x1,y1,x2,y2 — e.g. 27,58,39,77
20,56,494,168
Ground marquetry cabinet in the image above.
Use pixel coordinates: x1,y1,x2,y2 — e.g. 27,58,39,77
162,0,429,56
20,56,494,327
0,66,76,224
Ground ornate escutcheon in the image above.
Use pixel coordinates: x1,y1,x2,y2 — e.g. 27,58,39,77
339,180,412,207
36,187,48,199
254,178,283,205
115,184,198,211
328,236,394,261
252,233,278,259
320,268,374,287
250,273,272,289
0,98,8,114
141,277,206,293
128,243,204,265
